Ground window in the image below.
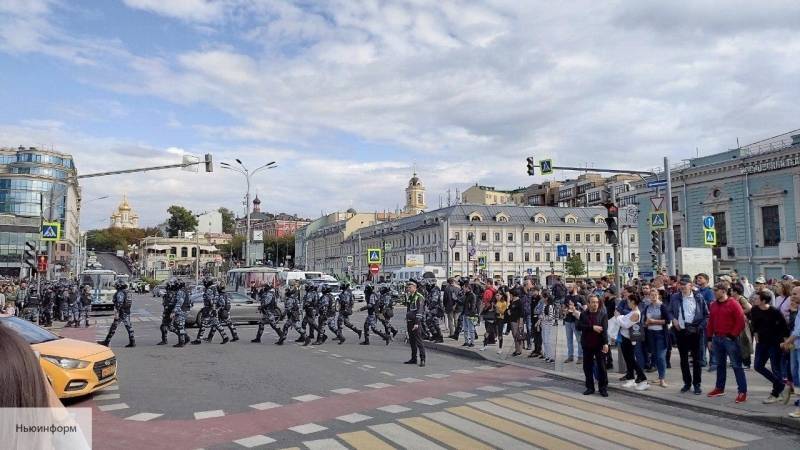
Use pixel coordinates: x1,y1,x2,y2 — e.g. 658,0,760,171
534,233,540,242
417,193,423,204
468,232,474,242
507,232,513,242
555,233,561,242
545,252,551,262
565,234,571,242
672,196,680,212
711,212,727,247
454,232,460,241
575,233,581,242
596,252,601,262
674,225,682,250
606,252,611,263
59,244,65,251
585,233,591,242
191,247,197,257
544,233,550,242
494,232,500,241
762,205,781,247
595,233,601,243
630,233,636,243
454,252,460,261
508,252,514,262
170,247,177,255
524,252,530,262
523,233,529,242
481,232,487,242
181,247,188,258
535,252,541,262
494,252,501,262
471,215,481,222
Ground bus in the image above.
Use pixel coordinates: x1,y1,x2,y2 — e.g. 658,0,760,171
226,267,280,296
80,269,117,310
390,266,447,287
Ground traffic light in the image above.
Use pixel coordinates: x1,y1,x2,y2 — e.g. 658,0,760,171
603,202,619,245
24,241,37,271
526,156,535,176
204,153,213,172
37,255,48,273
651,230,660,254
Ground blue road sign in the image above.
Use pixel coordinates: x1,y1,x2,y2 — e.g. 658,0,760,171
527,268,533,275
703,215,715,229
647,180,668,188
557,244,568,257
639,270,654,279
540,159,553,175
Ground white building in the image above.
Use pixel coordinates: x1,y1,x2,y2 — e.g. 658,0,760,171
196,211,222,234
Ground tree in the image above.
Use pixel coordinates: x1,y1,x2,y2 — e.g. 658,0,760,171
86,227,162,252
263,235,296,267
166,205,198,237
565,254,586,279
217,235,245,261
218,207,235,234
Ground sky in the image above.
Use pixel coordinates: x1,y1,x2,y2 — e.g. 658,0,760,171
1,0,799,229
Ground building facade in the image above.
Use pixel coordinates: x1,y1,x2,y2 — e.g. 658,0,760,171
461,185,527,205
0,146,80,277
636,130,800,280
137,236,220,278
233,196,310,239
196,211,222,234
109,194,139,229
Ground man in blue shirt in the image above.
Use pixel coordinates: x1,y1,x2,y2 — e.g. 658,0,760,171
695,273,714,369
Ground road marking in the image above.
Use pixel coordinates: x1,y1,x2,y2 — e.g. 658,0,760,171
376,405,411,414
369,423,446,450
194,410,225,420
342,361,353,365
288,423,327,435
100,385,119,391
470,400,627,450
330,388,359,395
293,394,323,402
414,397,447,406
338,431,395,450
525,390,746,449
361,364,376,369
397,378,423,383
124,413,163,422
93,393,120,401
336,413,373,424
317,349,328,353
365,383,392,389
490,397,670,450
425,411,535,450
424,373,449,379
449,405,584,450
379,371,395,376
330,354,342,358
233,435,276,448
503,381,531,387
345,359,358,363
98,403,129,411
302,439,347,450
451,369,474,374
447,391,477,399
475,385,506,392
399,417,492,450
475,365,495,370
249,402,281,410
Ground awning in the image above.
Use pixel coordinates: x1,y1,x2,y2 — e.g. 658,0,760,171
200,245,217,252
147,245,170,251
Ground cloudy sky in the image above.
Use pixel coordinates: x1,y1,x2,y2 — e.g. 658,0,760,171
1,0,799,229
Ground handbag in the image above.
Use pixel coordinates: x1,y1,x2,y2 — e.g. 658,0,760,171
629,321,645,342
680,299,699,334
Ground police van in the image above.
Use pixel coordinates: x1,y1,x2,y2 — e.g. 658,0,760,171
390,266,446,287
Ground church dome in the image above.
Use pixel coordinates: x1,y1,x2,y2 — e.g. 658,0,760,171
253,195,261,205
346,207,357,214
408,173,422,187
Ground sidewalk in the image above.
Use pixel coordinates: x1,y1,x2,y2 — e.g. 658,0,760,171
425,319,800,430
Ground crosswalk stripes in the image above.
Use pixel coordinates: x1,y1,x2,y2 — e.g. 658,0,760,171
337,431,394,450
368,423,446,450
423,411,535,450
398,417,493,450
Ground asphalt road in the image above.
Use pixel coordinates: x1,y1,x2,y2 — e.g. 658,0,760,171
60,293,800,450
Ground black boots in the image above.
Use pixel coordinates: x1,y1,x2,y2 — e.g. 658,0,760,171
125,339,135,348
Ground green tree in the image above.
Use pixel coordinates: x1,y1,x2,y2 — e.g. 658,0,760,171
565,254,586,279
263,235,296,267
86,227,162,252
166,205,198,237
218,207,236,234
217,235,245,260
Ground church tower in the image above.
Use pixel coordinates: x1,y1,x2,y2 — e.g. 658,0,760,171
404,172,426,214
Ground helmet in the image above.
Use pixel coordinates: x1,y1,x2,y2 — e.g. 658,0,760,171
379,286,390,294
321,285,332,294
216,282,226,292
340,282,349,290
305,284,316,292
202,276,215,288
114,279,127,290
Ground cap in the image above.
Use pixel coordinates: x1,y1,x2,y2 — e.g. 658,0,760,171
781,274,795,281
755,276,767,284
679,275,693,284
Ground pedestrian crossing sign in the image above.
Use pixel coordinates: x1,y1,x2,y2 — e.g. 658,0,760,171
367,248,382,264
477,255,487,269
41,222,60,241
704,229,717,246
649,212,667,230
540,159,553,175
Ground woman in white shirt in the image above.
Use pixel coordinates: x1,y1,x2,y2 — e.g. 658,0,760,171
616,292,649,391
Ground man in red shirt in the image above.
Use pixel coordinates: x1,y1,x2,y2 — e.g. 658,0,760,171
706,282,748,403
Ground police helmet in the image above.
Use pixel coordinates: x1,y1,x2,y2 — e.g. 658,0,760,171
216,282,226,292
202,276,215,288
379,286,390,294
321,285,332,294
114,279,127,290
340,282,349,290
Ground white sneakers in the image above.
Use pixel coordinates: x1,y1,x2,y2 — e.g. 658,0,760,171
635,381,650,391
763,395,779,404
621,379,636,388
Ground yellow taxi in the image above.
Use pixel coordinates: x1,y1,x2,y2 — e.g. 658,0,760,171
1,316,118,398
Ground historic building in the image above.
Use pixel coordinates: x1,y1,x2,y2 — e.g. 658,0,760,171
233,195,310,239
636,129,800,280
137,235,220,279
404,173,427,214
109,194,139,229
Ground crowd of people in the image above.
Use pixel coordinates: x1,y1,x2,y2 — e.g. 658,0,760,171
438,272,800,417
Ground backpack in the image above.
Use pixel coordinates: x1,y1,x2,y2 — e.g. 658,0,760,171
180,291,193,311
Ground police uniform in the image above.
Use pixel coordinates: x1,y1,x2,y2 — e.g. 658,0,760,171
378,288,398,339
252,286,283,344
279,284,305,345
22,286,40,323
212,285,238,342
171,282,191,347
40,287,54,327
99,282,135,348
65,286,79,327
193,283,229,345
318,286,341,345
424,281,444,342
57,286,68,322
158,279,178,345
360,286,390,345
337,284,362,339
405,282,426,366
78,285,92,327
301,285,320,346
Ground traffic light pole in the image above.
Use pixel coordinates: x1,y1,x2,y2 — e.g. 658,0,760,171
663,157,676,276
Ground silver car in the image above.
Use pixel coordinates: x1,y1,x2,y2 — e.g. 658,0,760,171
185,291,262,327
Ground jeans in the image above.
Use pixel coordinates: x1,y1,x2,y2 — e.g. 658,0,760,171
531,315,542,353
646,329,668,380
677,329,702,388
564,321,583,359
445,310,456,336
462,315,475,344
712,336,747,393
753,342,784,397
791,348,800,387
620,336,647,383
524,314,532,349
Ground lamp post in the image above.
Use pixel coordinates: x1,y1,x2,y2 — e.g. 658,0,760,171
220,160,277,266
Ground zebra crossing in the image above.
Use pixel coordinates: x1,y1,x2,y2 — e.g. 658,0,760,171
227,387,763,449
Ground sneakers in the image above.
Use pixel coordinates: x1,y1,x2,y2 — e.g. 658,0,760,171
480,346,487,351
735,392,747,403
789,410,800,418
781,388,793,405
707,388,725,398
763,395,779,404
680,385,691,393
621,379,636,388
635,381,650,391
496,348,503,355
694,385,702,395
576,358,583,364
583,389,595,395
563,357,574,363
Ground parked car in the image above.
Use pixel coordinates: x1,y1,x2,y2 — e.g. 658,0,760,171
352,285,366,302
185,291,262,327
151,283,166,297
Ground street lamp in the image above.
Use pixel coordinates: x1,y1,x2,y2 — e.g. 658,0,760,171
221,160,277,266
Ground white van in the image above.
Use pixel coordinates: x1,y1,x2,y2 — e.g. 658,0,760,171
277,270,328,297
391,266,446,286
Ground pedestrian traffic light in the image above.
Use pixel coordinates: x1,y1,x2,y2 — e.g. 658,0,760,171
651,230,660,254
37,255,48,273
526,156,535,176
204,153,213,172
24,241,37,271
603,202,618,245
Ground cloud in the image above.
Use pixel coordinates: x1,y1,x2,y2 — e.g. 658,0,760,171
122,0,227,23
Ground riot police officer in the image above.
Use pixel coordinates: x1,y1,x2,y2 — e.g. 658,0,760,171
171,279,191,347
360,284,390,345
158,278,178,345
424,279,444,343
301,284,320,346
192,278,229,345
337,282,361,340
56,283,69,322
78,284,92,327
317,284,340,345
22,285,40,324
98,280,135,348
252,285,283,344
211,282,238,342
377,285,398,340
65,284,79,327
279,280,305,345
40,285,54,327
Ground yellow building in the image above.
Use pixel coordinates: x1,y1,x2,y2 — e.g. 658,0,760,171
109,194,139,229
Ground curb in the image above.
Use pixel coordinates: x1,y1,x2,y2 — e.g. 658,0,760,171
425,341,800,432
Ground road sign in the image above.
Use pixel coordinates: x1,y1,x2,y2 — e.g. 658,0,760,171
41,222,60,241
477,256,487,269
367,248,382,264
468,247,476,257
649,196,665,211
253,230,264,242
704,229,717,246
346,255,353,263
703,215,715,230
369,264,380,275
168,260,175,268
647,180,668,188
168,253,176,260
527,268,533,275
650,212,667,230
639,270,654,279
606,264,614,274
448,238,457,249
606,254,613,264
540,159,553,175
556,244,568,258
